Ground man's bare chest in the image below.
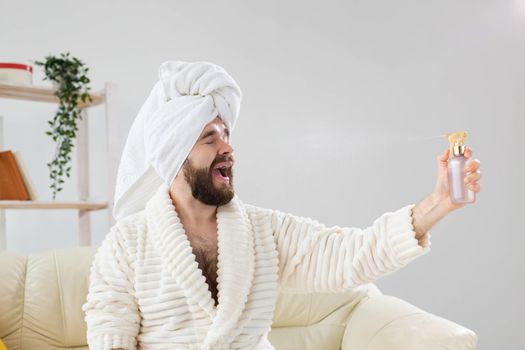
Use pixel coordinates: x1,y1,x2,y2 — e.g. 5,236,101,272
187,230,219,305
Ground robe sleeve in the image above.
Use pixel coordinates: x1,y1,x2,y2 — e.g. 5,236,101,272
81,225,140,350
259,203,431,293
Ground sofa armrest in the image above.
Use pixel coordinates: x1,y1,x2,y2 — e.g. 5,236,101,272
341,295,478,350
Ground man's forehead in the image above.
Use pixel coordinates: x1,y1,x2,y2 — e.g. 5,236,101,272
202,117,227,132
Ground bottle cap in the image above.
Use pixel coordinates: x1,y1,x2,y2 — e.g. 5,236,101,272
453,144,466,156
447,131,468,157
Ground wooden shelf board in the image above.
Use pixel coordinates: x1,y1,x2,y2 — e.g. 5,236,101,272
0,200,108,211
0,83,105,108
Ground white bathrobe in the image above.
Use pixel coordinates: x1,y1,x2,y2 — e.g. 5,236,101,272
82,183,431,350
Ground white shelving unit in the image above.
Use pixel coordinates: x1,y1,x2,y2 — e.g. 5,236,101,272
0,82,120,249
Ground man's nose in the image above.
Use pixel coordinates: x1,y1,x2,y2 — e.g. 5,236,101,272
219,139,234,156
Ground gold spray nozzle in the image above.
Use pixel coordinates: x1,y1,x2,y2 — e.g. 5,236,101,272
447,131,468,156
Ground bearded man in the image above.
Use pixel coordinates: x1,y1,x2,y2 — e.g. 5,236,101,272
82,60,482,350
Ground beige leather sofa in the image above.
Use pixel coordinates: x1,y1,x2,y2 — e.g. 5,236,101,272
0,247,478,350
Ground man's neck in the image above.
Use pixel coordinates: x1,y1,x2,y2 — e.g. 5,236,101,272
169,186,217,229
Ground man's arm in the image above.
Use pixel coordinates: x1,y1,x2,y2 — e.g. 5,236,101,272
248,201,431,294
82,226,140,350
411,193,451,246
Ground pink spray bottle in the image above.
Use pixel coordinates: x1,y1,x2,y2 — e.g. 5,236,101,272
447,131,476,204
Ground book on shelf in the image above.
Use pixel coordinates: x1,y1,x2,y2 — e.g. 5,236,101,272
0,149,38,200
13,150,38,200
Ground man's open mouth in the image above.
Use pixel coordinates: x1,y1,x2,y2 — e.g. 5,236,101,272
212,164,230,183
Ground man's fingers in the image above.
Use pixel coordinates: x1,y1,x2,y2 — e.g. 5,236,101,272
438,148,450,162
464,170,482,183
465,159,481,172
468,182,481,192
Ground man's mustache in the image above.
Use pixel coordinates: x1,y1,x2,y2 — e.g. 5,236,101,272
211,155,234,169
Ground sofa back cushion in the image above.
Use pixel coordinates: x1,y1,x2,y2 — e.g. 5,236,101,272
0,247,96,350
269,283,381,350
0,251,27,350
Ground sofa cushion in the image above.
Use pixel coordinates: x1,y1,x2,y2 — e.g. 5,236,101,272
0,251,27,350
0,247,97,350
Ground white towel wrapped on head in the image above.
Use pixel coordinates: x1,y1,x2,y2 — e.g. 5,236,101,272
113,60,242,221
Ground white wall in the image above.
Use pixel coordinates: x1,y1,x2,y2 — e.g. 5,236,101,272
1,0,524,348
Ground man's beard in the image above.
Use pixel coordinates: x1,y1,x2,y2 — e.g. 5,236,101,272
182,156,235,206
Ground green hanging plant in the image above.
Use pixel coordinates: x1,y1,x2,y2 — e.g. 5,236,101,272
32,52,93,200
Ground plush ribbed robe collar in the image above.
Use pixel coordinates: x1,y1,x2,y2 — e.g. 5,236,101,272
144,183,255,349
